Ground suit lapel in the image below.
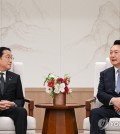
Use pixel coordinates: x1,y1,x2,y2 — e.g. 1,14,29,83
110,67,115,92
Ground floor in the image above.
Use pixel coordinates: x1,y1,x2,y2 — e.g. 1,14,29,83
36,130,84,134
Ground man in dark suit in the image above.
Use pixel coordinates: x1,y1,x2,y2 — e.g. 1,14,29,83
0,47,27,134
90,40,120,134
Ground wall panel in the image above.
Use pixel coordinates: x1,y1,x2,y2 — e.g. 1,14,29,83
0,0,120,87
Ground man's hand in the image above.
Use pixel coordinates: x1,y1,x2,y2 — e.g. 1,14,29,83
0,100,15,111
111,97,120,112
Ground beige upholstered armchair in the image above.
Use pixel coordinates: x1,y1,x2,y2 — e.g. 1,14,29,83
0,62,36,134
83,58,120,134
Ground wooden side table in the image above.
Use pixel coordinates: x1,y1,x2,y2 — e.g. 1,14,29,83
35,103,85,134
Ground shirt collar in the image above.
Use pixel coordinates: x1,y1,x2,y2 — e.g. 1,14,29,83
0,71,6,75
114,66,119,74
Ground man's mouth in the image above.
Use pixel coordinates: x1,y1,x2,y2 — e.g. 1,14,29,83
111,59,117,62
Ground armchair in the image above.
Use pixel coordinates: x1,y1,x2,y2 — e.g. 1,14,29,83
0,62,36,134
83,58,120,134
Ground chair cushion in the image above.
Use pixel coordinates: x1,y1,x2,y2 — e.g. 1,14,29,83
0,130,36,134
106,118,120,131
0,116,36,130
83,117,90,130
83,117,120,131
27,116,36,129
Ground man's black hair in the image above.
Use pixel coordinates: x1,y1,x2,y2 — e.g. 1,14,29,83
0,47,11,57
114,40,120,45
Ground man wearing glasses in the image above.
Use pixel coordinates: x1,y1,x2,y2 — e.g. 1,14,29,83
0,47,27,134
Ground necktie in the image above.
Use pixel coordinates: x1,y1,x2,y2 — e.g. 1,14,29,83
0,73,4,95
115,69,120,115
116,69,120,94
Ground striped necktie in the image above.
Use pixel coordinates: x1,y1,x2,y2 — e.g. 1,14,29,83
0,73,4,95
116,69,120,94
116,69,120,115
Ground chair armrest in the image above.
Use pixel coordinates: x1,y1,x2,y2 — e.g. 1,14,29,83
25,98,34,116
85,97,96,117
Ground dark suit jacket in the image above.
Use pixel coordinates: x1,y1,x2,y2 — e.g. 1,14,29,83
97,66,120,107
0,71,25,107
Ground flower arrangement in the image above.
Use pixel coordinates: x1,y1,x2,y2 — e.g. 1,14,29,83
44,73,72,98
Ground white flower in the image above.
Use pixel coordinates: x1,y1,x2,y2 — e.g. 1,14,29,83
54,84,61,94
68,88,72,93
64,74,70,79
59,83,65,92
49,74,57,79
46,86,52,94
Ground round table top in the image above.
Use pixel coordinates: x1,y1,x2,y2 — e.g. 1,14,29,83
35,103,85,109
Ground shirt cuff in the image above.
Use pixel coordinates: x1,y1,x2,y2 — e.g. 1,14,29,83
13,102,17,107
109,98,113,105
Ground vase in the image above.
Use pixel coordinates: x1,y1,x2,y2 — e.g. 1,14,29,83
53,93,66,105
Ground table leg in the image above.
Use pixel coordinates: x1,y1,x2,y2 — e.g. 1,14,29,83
42,108,78,134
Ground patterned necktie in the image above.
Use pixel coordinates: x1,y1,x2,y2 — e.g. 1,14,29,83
116,69,120,115
0,73,4,95
116,69,120,94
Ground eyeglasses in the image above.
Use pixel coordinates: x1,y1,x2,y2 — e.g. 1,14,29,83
2,56,14,61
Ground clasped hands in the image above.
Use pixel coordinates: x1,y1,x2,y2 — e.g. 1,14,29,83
0,100,15,111
111,97,120,112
